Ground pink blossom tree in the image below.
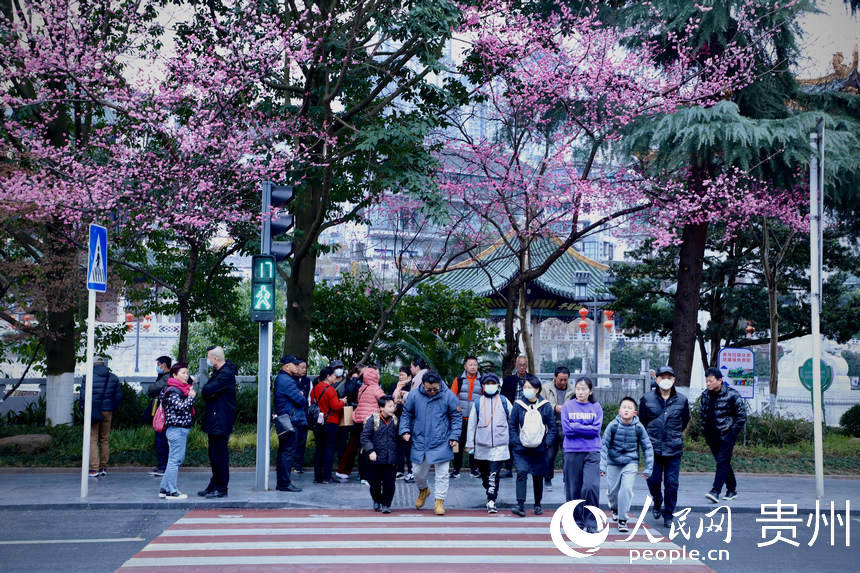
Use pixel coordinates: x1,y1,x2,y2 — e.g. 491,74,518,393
439,0,805,374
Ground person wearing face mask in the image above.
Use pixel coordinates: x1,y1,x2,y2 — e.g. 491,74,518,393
509,378,555,517
146,356,173,477
393,366,415,482
293,360,311,474
700,367,745,504
500,355,541,478
638,365,690,529
465,373,511,514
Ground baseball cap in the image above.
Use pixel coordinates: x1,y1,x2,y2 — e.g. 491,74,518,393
280,354,302,365
656,366,675,377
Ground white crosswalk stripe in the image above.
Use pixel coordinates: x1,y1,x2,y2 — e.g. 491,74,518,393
118,509,715,572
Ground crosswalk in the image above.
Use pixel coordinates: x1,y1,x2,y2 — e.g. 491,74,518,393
117,508,715,572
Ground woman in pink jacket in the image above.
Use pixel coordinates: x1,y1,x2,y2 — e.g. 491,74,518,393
353,367,384,484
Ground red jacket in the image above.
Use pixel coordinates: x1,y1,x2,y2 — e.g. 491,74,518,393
312,382,344,424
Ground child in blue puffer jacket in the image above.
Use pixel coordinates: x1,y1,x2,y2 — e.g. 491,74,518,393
600,396,654,533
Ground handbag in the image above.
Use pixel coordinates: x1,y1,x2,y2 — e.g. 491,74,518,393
273,412,295,437
152,401,166,432
340,405,354,427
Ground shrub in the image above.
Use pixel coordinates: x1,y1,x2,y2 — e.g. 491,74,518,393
840,404,860,437
2,396,46,426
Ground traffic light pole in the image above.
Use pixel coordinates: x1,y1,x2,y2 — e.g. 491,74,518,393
255,181,273,492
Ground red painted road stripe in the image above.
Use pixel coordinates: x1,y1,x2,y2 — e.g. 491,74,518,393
136,547,674,557
181,508,620,518
121,564,713,573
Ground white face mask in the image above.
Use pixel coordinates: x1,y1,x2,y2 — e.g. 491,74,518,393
206,358,214,368
657,379,674,391
523,388,537,400
483,384,498,396
334,368,344,378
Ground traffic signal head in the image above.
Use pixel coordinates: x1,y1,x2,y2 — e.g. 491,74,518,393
262,181,294,261
251,255,276,322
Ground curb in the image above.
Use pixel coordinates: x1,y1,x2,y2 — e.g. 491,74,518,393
0,500,799,513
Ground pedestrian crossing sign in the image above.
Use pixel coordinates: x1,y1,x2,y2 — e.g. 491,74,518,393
251,254,276,322
87,224,108,292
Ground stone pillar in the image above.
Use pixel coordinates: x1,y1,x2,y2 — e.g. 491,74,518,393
45,372,75,425
596,319,612,388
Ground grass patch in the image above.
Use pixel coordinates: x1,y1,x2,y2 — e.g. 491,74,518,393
2,423,858,475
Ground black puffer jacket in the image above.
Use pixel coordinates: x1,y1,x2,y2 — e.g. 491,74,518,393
360,413,400,465
699,385,747,438
201,361,238,436
79,364,121,413
639,388,690,457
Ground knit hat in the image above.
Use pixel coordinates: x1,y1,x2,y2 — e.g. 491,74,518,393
481,372,501,385
363,367,380,386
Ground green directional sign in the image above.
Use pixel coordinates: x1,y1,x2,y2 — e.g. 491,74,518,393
798,358,833,393
251,255,276,322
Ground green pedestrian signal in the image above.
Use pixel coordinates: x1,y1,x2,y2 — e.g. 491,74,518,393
251,255,277,322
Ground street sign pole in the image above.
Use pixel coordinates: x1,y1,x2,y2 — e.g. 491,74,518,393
80,289,96,498
809,121,825,498
255,181,273,492
81,224,107,498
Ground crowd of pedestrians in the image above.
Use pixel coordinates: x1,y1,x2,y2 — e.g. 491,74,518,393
99,348,746,519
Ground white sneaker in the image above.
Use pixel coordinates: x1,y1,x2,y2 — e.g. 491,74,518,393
164,491,188,500
486,500,498,514
610,509,618,522
335,472,349,480
360,479,370,486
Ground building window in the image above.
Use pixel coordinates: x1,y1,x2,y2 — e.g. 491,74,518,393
584,241,599,260
575,283,588,297
602,242,614,261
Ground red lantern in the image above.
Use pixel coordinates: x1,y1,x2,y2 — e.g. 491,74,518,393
125,312,134,322
746,323,755,337
578,307,588,320
604,310,614,320
578,319,588,333
604,319,614,331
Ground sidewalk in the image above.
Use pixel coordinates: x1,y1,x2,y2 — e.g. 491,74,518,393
2,467,858,512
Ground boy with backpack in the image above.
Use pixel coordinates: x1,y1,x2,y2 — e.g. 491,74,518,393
360,395,400,513
509,378,556,517
465,373,511,514
600,396,654,533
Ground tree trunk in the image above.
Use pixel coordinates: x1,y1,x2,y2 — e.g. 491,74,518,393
176,297,190,363
518,282,535,373
284,247,318,359
668,221,708,387
768,286,779,396
501,283,519,376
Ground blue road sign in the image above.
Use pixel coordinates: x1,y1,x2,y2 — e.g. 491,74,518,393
87,224,108,292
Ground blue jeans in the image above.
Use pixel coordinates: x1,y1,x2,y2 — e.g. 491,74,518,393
563,451,601,528
160,427,189,493
294,426,308,471
277,429,298,488
647,454,682,520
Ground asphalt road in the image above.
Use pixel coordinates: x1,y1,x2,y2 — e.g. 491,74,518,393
1,506,858,572
661,509,859,572
0,508,184,573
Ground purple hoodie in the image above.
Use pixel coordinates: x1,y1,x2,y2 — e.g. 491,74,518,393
561,400,603,452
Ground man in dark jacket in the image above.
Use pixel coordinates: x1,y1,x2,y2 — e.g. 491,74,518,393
79,357,122,477
701,367,746,503
500,355,540,477
273,354,307,492
147,356,172,476
638,366,690,528
198,346,237,498
293,359,311,473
